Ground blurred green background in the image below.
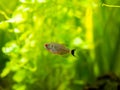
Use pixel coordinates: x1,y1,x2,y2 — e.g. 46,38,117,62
0,0,120,90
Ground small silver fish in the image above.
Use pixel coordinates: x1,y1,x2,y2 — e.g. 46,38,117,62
44,42,75,56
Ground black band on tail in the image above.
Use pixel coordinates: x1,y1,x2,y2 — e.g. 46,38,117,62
71,49,75,56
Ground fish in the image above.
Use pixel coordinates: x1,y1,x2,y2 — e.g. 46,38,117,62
44,42,75,56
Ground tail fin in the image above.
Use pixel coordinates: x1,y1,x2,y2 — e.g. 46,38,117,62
71,49,76,56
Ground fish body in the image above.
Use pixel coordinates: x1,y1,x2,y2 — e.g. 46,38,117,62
45,43,71,55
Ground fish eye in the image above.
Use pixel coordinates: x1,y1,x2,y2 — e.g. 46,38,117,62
45,44,48,47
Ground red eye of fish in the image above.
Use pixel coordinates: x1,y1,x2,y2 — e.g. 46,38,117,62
45,44,48,47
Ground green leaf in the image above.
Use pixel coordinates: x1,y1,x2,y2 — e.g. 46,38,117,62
1,67,10,78
13,69,26,83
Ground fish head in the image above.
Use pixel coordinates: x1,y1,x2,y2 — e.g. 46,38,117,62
44,43,59,54
44,43,53,50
